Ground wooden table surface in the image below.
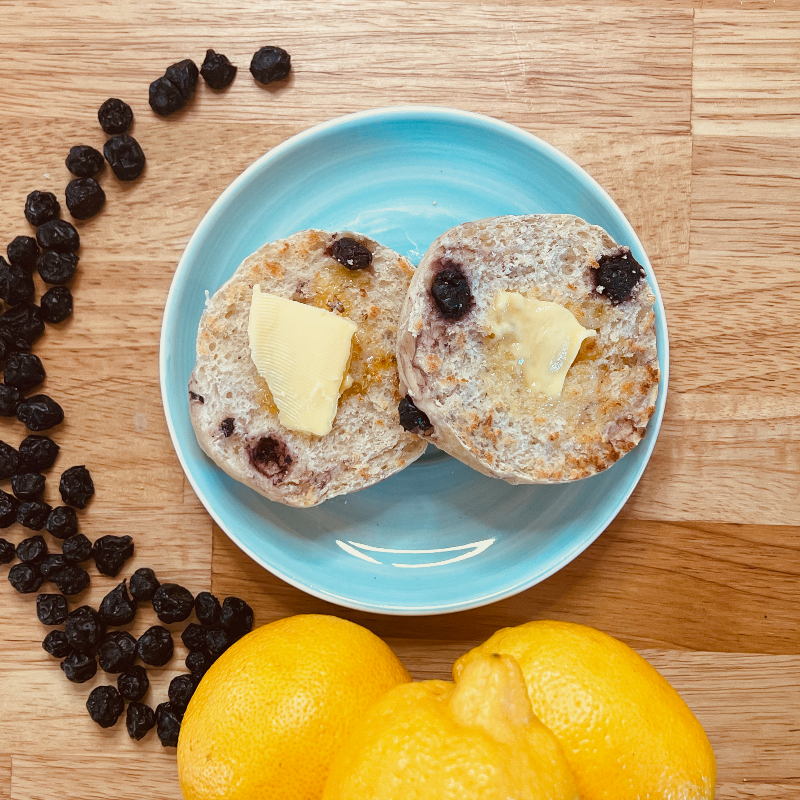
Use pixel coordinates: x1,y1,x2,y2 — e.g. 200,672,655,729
1,1,798,797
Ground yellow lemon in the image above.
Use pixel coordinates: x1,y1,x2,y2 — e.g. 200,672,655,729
454,620,716,800
323,652,579,800
178,614,411,800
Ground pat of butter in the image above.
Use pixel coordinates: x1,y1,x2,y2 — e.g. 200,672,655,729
488,292,595,397
248,285,357,436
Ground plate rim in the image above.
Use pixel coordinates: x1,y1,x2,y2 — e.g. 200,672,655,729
159,104,670,615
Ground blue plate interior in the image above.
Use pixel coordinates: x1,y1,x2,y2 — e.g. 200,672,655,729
160,107,669,614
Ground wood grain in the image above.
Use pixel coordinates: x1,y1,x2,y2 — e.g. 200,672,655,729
0,1,798,798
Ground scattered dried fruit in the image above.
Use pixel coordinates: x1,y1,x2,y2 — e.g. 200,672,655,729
0,441,21,478
59,465,94,508
24,191,60,227
65,605,105,653
39,553,68,579
7,236,40,271
8,562,43,593
0,303,45,351
43,629,71,658
0,537,14,563
98,580,137,626
98,98,133,135
17,394,63,431
168,674,197,713
86,685,124,727
98,630,137,673
250,45,291,84
36,219,80,253
5,352,46,391
0,257,35,306
92,534,133,576
12,472,46,501
104,134,146,181
17,500,53,530
185,649,214,679
61,533,91,563
65,177,106,220
40,286,73,323
126,701,156,740
16,535,47,564
19,435,60,472
181,623,207,652
66,145,105,178
593,250,644,305
61,650,97,683
36,593,68,625
200,49,237,90
0,490,19,528
165,59,199,100
37,250,79,285
153,583,194,624
0,386,21,417
194,590,221,626
220,596,254,641
137,625,174,666
156,701,182,746
206,626,230,658
431,264,472,319
46,506,79,539
398,395,433,434
118,664,150,702
52,563,90,596
129,566,160,601
332,237,372,270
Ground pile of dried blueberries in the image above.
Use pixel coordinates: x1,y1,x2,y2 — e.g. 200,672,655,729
1,44,287,746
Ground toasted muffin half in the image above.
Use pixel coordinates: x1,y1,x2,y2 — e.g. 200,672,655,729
189,229,427,507
397,214,660,484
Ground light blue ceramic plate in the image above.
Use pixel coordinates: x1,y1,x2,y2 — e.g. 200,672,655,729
160,106,668,615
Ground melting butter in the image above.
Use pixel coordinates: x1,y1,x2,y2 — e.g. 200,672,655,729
488,292,595,398
248,286,357,436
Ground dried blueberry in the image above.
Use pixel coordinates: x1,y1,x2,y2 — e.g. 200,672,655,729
593,249,644,304
98,630,137,673
0,257,35,306
92,535,133,577
250,45,291,84
0,537,14,563
168,674,197,712
137,625,173,666
40,286,73,324
200,49,237,90
37,250,78,285
153,583,194,624
165,59,199,100
181,623,207,652
86,685,124,728
36,593,68,625
8,563,43,593
0,303,45,351
59,465,94,508
25,191,60,227
156,702,182,746
0,441,21,478
65,145,105,178
118,664,149,701
431,264,472,319
46,506,79,539
248,436,292,483
220,597,254,642
61,533,91,563
5,353,45,392
186,649,214,679
61,651,97,683
98,98,133,135
17,395,63,431
0,491,19,528
331,237,372,270
126,701,156,740
19,435,59,472
129,566,159,601
220,417,234,437
398,395,433,434
206,626,230,658
17,501,52,530
194,590,221,626
148,76,185,116
43,629,71,658
17,535,47,564
52,564,90,596
65,605,105,653
12,472,45,501
36,219,80,253
7,236,39,271
65,178,106,220
0,386,21,417
39,553,68,580
104,134,146,181
99,580,137,626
